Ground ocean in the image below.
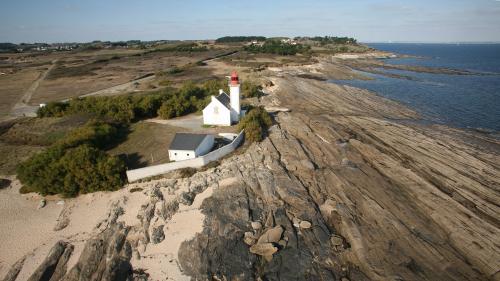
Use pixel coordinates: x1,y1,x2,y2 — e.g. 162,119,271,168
330,43,500,132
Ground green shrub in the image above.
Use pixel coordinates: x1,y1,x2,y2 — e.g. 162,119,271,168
19,185,34,194
167,67,183,75
237,107,272,142
37,102,69,117
16,121,126,197
241,81,262,98
178,167,197,178
58,120,119,149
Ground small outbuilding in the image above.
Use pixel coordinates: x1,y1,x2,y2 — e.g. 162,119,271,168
168,133,214,162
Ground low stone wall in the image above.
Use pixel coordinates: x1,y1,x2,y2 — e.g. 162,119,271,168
126,131,244,182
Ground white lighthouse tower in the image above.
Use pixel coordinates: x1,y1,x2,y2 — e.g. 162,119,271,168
229,71,241,123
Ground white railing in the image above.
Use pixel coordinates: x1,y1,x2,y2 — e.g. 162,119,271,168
126,130,244,182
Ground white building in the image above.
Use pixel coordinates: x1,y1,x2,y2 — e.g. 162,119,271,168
168,133,214,162
202,71,241,126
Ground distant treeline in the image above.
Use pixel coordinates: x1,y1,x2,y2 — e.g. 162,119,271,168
216,36,267,43
17,121,126,197
296,36,358,45
0,43,19,53
38,80,261,122
146,43,208,54
244,40,311,55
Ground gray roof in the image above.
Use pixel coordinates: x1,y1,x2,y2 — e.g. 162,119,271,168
169,133,209,151
215,92,231,109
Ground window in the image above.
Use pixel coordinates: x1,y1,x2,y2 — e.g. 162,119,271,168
213,106,219,114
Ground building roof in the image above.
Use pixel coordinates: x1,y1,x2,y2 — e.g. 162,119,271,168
169,133,210,151
215,92,231,109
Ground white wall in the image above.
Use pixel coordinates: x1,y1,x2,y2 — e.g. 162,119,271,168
126,131,244,182
195,135,214,156
168,149,196,162
203,97,231,126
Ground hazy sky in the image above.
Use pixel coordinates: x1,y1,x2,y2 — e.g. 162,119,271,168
1,0,500,43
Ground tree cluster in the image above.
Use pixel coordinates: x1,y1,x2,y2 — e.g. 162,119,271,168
297,36,358,45
237,107,272,142
244,40,310,56
17,121,126,197
215,36,266,43
37,80,233,122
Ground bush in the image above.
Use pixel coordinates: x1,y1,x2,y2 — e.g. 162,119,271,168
58,120,119,149
19,185,34,194
241,81,262,98
167,67,183,75
37,102,69,117
16,121,126,197
237,107,272,142
178,167,197,178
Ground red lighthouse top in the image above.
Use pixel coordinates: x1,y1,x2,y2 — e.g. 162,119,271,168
230,71,239,85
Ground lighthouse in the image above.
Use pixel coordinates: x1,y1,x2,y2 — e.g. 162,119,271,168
229,71,241,123
201,71,242,126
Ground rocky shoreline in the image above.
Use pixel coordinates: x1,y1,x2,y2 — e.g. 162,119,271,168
1,59,499,280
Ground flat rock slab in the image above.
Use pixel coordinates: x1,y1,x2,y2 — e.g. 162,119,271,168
257,226,283,244
249,243,278,257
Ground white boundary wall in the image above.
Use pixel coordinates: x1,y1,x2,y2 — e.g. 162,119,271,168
126,131,244,182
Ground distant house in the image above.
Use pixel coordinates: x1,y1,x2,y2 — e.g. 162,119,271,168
168,133,214,162
202,72,241,126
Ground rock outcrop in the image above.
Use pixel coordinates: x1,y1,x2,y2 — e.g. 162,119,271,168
177,75,500,281
62,222,132,281
3,70,499,281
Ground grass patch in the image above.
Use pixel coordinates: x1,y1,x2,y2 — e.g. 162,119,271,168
109,122,180,169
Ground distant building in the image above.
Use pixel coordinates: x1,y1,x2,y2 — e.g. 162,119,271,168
168,133,214,162
202,71,241,126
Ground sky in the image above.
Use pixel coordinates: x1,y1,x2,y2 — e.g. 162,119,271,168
1,0,500,43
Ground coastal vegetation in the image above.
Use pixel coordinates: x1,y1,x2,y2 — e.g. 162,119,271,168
244,40,311,55
237,106,272,142
38,79,262,121
297,36,358,45
16,121,126,197
216,36,266,43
